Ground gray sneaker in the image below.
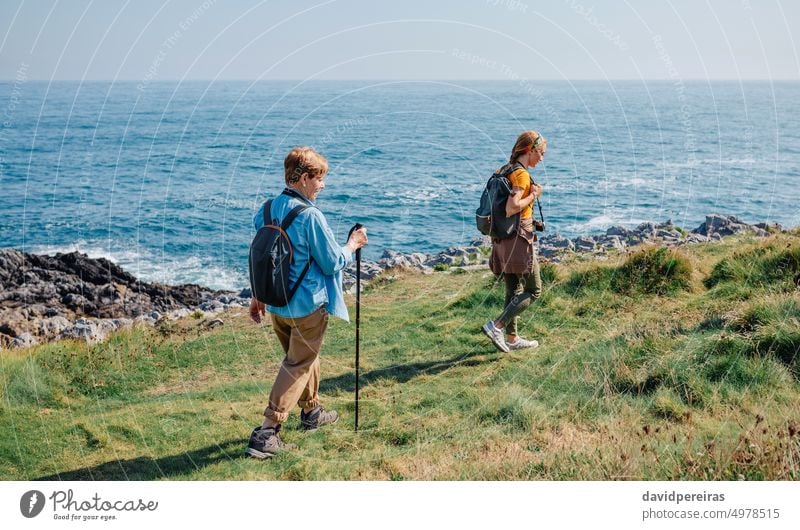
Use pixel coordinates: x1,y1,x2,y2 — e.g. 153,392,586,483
482,320,510,353
507,336,539,350
245,425,296,459
300,406,339,431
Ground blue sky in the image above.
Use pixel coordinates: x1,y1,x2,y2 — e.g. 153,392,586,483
1,0,798,80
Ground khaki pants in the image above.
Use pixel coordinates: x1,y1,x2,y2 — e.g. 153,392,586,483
263,307,328,424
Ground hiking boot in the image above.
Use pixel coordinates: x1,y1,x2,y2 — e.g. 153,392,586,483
245,425,296,459
507,336,539,350
482,320,510,353
300,406,339,431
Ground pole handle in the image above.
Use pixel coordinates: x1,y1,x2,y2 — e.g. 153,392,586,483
348,222,364,260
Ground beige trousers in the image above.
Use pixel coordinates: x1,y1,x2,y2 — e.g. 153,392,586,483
263,307,328,424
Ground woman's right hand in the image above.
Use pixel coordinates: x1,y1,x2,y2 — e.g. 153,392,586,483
249,297,265,324
347,227,368,252
531,183,543,198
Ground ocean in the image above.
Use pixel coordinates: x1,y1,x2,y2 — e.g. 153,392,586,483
1,80,798,291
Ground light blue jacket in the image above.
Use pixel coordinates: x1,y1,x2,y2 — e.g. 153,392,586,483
254,189,353,322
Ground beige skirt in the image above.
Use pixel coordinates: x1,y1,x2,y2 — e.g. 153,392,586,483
489,217,537,275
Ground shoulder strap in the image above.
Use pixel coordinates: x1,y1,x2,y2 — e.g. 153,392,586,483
263,199,272,225
278,202,314,302
280,204,311,230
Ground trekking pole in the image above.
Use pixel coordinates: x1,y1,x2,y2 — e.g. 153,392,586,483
536,198,546,231
348,223,364,432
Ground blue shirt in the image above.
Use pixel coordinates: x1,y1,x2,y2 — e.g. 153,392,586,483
253,189,353,322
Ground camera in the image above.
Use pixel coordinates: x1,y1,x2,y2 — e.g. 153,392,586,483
534,220,545,232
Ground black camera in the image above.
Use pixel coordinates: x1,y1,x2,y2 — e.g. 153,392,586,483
534,220,545,232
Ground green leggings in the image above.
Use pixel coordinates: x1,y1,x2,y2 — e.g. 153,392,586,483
497,264,542,336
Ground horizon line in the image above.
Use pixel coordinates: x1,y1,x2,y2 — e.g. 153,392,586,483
1,78,799,83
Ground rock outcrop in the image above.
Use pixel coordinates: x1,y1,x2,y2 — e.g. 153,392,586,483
0,249,248,347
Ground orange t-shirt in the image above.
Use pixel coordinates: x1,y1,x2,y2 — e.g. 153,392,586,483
508,167,533,219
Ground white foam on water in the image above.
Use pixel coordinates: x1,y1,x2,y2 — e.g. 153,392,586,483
27,240,246,292
385,189,441,203
561,212,651,235
563,215,618,233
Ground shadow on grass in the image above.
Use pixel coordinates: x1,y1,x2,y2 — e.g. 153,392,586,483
320,348,499,394
33,439,244,481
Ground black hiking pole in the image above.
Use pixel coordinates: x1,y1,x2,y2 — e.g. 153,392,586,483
348,223,364,432
535,197,546,232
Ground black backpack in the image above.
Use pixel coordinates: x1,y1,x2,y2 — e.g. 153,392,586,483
249,191,313,307
475,161,524,240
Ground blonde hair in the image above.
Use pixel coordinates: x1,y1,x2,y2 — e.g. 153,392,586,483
509,130,546,163
284,146,328,185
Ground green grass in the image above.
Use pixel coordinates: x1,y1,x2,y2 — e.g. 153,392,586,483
1,232,799,480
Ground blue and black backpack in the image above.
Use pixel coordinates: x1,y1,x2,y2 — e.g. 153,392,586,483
475,161,524,240
249,191,313,307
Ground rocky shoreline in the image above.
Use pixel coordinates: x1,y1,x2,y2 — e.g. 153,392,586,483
0,214,784,349
0,250,250,349
342,213,782,283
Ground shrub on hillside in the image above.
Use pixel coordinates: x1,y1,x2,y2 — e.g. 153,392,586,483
721,295,800,377
539,262,558,285
563,265,614,294
727,296,800,333
705,242,800,290
612,247,693,296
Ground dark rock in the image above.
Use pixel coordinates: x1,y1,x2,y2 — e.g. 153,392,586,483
538,247,562,259
380,251,432,271
1,247,232,345
573,236,597,252
692,214,749,237
207,318,224,329
754,222,782,233
37,316,71,338
635,222,658,237
60,319,108,343
199,301,224,313
606,225,629,237
596,235,626,251
656,229,684,240
470,236,492,247
443,247,470,258
11,332,38,348
541,233,574,249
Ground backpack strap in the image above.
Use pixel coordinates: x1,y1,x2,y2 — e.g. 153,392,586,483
278,203,314,303
263,199,273,225
280,204,310,231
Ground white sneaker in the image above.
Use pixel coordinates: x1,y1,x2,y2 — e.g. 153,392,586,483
507,336,539,350
482,320,510,353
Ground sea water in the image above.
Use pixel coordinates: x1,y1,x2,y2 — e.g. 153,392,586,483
1,80,798,290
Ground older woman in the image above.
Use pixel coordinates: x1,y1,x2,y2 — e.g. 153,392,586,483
246,146,368,459
482,130,547,353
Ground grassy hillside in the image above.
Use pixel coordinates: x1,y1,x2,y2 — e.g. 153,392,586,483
2,231,799,480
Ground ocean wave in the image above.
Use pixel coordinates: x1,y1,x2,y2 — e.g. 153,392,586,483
662,157,758,170
27,240,246,291
384,189,441,203
561,213,650,234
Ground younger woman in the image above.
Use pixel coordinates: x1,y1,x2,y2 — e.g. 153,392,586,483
482,130,547,353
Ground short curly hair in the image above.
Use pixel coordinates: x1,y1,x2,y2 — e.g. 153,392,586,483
284,146,328,185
